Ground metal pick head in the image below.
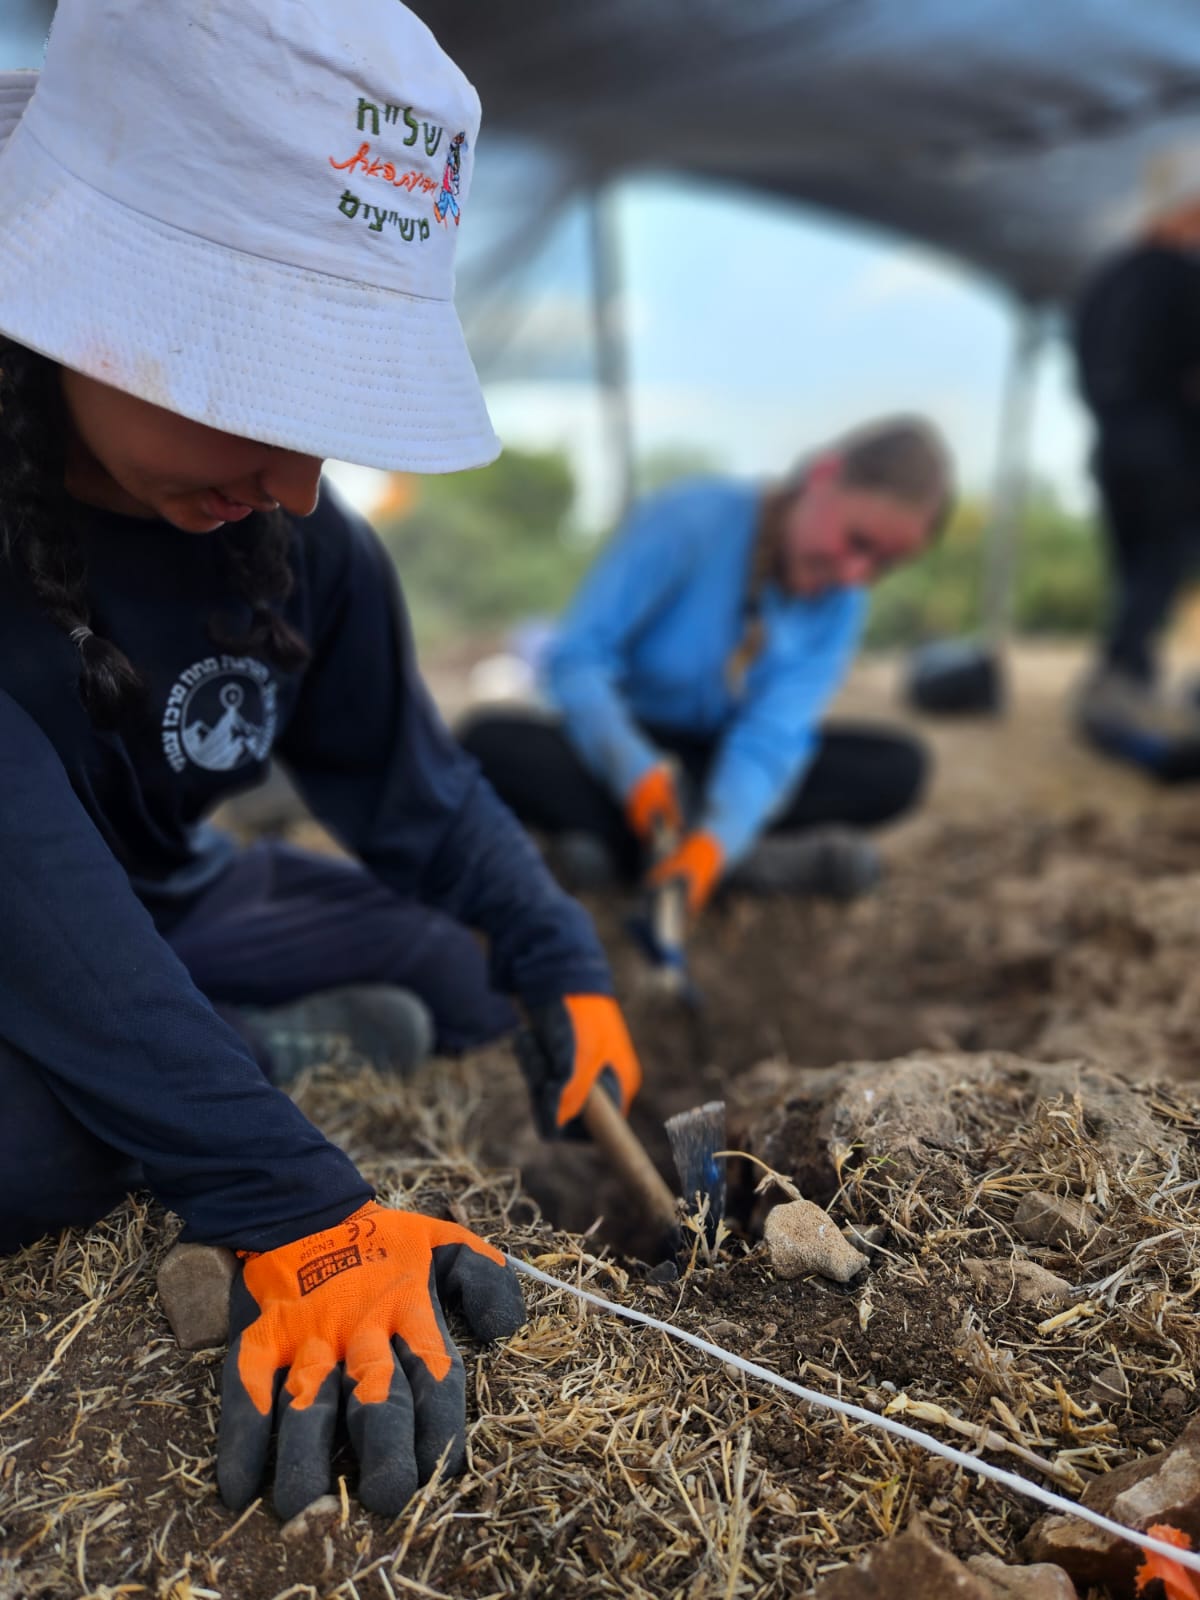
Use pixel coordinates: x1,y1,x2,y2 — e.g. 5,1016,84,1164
664,1100,727,1249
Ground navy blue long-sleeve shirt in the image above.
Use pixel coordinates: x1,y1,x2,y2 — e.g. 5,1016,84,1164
0,485,610,1248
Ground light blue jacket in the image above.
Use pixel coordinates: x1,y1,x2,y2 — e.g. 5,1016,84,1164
544,479,867,864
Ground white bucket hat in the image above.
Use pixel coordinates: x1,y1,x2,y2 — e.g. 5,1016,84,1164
0,1,499,473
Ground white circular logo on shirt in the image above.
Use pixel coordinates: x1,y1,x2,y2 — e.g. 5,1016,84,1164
161,656,277,774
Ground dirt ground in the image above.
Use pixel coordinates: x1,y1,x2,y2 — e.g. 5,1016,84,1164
484,641,1200,1247
6,639,1200,1599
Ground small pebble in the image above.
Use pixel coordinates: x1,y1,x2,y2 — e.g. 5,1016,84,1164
281,1495,341,1543
708,1318,743,1343
1090,1364,1129,1406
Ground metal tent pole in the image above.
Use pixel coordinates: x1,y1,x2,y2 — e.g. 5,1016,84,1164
589,183,636,522
982,305,1045,649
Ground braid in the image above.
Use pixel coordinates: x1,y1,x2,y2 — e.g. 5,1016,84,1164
0,339,143,728
0,340,310,729
211,510,310,672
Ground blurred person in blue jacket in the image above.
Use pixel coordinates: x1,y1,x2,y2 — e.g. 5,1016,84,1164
460,416,953,918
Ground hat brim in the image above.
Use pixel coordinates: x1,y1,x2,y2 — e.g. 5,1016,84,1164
0,112,500,473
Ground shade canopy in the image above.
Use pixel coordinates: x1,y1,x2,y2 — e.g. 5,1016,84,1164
410,0,1200,306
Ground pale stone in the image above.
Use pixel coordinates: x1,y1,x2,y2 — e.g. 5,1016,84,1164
156,1242,237,1351
962,1255,1073,1306
764,1198,868,1283
280,1494,341,1543
967,1552,1079,1598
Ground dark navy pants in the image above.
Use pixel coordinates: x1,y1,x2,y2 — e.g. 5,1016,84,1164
460,714,928,878
0,842,516,1252
163,841,516,1057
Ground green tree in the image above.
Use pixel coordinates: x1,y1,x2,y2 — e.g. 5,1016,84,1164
378,447,591,644
635,445,727,496
865,488,1107,647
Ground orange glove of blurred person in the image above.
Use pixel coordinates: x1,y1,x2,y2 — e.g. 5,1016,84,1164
217,1203,525,1520
515,993,643,1138
625,762,684,843
647,829,724,915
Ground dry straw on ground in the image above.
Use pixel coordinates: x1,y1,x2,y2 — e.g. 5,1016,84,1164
5,1042,1200,1600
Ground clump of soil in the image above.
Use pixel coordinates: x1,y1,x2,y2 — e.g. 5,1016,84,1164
496,807,1200,1248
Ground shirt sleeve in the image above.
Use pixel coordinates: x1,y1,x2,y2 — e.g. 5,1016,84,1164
0,690,371,1250
700,591,867,865
275,504,612,1006
544,490,696,802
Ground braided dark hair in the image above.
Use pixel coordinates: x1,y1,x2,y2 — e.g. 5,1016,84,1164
0,339,144,727
211,513,310,673
0,339,309,729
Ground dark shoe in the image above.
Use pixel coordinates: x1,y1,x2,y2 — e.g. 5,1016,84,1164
1074,666,1200,780
238,984,434,1085
725,827,882,901
545,830,619,892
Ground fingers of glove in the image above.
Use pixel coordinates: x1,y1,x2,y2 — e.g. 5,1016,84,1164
345,1352,420,1516
432,1241,527,1344
399,1305,469,1485
272,1364,341,1522
514,1011,572,1139
626,763,682,841
217,1331,280,1511
647,831,724,915
223,1270,284,1418
557,994,643,1126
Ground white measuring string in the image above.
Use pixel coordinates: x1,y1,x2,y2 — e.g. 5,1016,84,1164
508,1254,1200,1578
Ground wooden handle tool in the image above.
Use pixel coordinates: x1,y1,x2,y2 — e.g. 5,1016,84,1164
582,1085,680,1255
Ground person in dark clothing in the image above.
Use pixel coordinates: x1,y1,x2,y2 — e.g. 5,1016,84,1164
0,0,643,1522
1071,187,1200,775
461,419,952,915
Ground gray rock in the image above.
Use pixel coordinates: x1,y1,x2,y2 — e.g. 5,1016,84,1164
1012,1193,1100,1248
966,1553,1079,1598
1089,1364,1130,1406
813,1524,992,1598
962,1255,1073,1306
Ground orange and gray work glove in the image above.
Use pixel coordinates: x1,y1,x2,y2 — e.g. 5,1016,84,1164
217,1202,525,1520
647,829,725,916
624,762,684,844
515,993,643,1138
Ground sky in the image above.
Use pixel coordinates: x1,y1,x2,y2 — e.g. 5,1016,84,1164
0,8,1095,532
479,178,1092,529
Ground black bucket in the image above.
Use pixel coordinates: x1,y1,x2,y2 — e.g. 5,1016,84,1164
904,638,1004,715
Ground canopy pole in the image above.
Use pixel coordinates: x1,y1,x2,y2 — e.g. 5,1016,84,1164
982,305,1045,649
589,183,636,522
